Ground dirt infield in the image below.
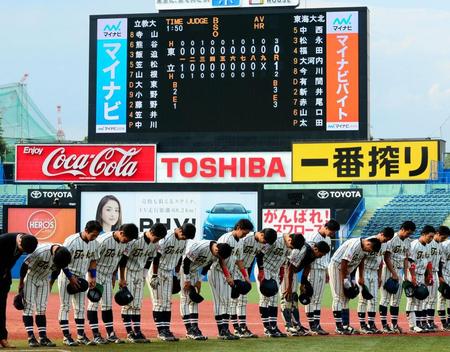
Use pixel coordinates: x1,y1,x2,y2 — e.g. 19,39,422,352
5,293,449,339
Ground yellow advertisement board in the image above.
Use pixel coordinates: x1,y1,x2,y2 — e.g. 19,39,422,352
292,140,440,182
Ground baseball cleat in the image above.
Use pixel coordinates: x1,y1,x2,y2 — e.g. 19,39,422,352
285,325,299,336
134,331,150,343
186,327,197,340
409,325,425,333
344,326,360,335
335,327,350,335
296,325,312,336
382,325,395,334
368,325,383,334
192,326,208,340
218,329,239,340
391,325,403,334
271,327,287,337
92,334,108,345
127,332,138,343
239,326,258,338
311,325,329,335
442,323,450,331
76,334,93,345
264,328,278,338
158,329,179,342
359,325,373,334
106,333,124,344
63,335,79,346
28,336,40,348
39,336,56,347
426,323,437,332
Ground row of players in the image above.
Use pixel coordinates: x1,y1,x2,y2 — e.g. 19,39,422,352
16,218,450,347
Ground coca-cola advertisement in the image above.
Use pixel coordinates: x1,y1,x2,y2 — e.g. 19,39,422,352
15,144,156,183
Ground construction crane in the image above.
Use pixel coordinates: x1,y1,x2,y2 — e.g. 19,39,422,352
56,105,65,141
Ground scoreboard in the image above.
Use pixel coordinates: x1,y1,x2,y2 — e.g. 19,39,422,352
89,7,368,151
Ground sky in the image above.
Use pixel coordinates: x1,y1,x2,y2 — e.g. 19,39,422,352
0,0,449,150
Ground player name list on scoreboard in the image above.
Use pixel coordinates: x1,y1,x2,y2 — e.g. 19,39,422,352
92,8,367,140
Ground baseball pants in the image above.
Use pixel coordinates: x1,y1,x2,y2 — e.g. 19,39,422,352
122,270,145,315
279,266,298,312
58,274,86,320
208,268,231,315
23,277,50,315
426,272,439,310
87,271,113,311
357,268,378,313
254,266,279,308
148,268,173,312
180,272,200,317
406,274,426,312
380,265,404,307
328,263,349,312
438,275,450,311
305,268,326,313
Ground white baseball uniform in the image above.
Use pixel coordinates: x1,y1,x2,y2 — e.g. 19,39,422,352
406,239,431,313
304,232,331,313
23,244,60,316
380,233,411,307
438,240,450,312
122,233,158,315
209,232,242,316
58,233,99,321
426,239,441,310
149,231,186,312
328,238,366,312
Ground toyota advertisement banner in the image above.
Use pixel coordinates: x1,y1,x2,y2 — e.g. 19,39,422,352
28,189,76,206
80,191,258,241
15,144,156,183
5,206,77,244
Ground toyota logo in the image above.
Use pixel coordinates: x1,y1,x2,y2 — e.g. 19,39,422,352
317,190,329,199
30,191,42,199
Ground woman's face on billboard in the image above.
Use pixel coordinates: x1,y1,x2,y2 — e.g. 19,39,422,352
101,199,120,230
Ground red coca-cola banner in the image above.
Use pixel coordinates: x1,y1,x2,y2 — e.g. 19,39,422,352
15,144,156,183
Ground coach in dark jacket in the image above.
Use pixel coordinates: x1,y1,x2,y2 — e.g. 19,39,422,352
0,233,37,348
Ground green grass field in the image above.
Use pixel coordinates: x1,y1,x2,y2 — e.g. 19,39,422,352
7,335,450,352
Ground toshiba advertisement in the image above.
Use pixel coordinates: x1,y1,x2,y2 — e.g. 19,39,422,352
157,152,291,183
4,206,77,244
15,144,156,183
80,191,258,241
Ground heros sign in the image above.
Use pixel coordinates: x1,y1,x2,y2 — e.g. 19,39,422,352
157,152,291,183
5,207,77,244
15,144,156,183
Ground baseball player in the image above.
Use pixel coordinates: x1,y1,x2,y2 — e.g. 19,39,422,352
379,220,416,333
87,223,138,344
437,226,450,330
304,219,340,335
328,237,381,334
118,223,167,343
232,228,277,338
208,219,254,340
19,244,72,347
280,240,331,336
356,227,394,334
148,223,196,341
255,233,305,337
406,225,435,332
58,220,102,346
425,225,449,331
181,240,232,340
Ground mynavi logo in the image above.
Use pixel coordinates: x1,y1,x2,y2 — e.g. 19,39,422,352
332,14,352,26
103,21,122,32
317,190,329,199
30,191,42,199
326,11,358,34
97,18,127,40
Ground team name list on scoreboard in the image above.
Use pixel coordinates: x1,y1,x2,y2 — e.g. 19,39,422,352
93,9,367,141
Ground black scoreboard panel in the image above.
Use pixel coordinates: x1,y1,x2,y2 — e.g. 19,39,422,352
89,7,368,151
